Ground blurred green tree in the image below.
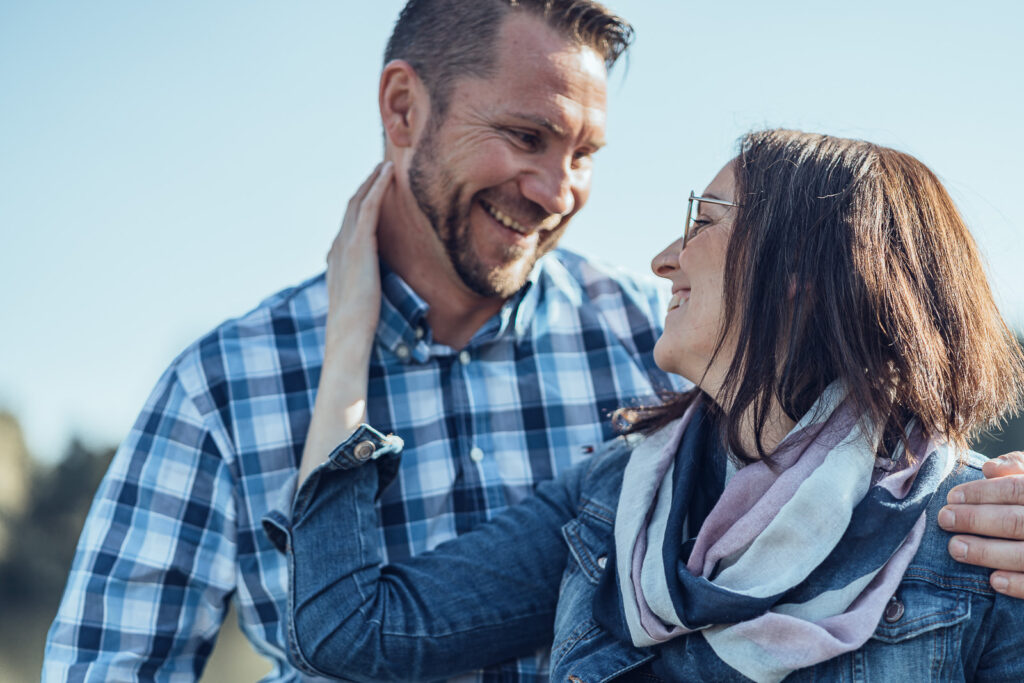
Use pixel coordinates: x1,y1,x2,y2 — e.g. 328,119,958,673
0,437,113,610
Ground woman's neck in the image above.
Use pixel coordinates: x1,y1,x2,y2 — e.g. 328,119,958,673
691,364,796,459
736,404,797,459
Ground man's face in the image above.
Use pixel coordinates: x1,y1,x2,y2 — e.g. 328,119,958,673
408,13,608,299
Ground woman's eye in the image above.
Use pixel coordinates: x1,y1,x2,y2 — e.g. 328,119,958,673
690,219,712,237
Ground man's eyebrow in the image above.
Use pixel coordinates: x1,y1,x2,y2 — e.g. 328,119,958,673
510,113,567,137
509,113,606,149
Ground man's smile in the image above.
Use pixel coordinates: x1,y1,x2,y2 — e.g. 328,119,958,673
481,199,531,235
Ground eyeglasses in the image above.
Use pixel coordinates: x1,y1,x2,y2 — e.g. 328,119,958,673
684,191,740,249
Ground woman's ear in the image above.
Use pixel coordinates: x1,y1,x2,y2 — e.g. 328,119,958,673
379,60,427,149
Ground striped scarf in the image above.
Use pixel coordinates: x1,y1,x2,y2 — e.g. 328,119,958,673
610,384,954,683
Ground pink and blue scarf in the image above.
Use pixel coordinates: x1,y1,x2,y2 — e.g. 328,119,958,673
606,384,954,683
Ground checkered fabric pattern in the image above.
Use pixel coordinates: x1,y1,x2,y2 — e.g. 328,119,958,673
43,249,679,682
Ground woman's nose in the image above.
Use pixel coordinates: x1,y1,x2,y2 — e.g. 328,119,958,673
651,238,683,279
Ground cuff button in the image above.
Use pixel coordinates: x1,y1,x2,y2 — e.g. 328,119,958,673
354,440,377,461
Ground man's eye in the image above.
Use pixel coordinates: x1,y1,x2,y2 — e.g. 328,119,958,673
509,129,541,150
572,149,593,167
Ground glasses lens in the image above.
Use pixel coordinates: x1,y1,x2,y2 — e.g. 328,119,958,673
684,192,696,245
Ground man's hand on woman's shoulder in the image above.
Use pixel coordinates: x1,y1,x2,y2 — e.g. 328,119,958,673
939,451,1024,598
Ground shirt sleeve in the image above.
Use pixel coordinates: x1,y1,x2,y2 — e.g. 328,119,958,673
264,436,587,682
42,367,239,682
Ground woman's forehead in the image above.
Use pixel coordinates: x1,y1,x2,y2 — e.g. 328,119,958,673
702,160,737,201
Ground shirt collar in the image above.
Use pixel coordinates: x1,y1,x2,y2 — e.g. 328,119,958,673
375,257,546,361
376,262,430,361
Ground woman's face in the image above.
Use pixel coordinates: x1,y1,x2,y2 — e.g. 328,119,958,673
651,161,739,393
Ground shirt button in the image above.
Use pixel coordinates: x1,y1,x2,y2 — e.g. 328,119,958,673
469,447,485,462
596,555,608,570
883,595,905,623
395,344,411,361
415,326,425,339
458,350,472,365
353,440,376,461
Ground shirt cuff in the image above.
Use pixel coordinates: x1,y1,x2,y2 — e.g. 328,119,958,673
261,423,404,554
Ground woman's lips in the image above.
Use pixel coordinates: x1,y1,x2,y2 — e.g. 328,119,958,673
667,289,690,312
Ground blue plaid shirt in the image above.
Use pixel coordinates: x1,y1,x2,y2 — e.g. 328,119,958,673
44,249,678,682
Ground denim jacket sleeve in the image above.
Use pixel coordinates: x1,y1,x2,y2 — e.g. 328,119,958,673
262,427,588,682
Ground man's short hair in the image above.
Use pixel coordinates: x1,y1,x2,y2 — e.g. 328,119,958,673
384,0,633,118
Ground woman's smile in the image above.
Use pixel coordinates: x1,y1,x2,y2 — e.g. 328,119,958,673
667,287,690,312
650,160,739,389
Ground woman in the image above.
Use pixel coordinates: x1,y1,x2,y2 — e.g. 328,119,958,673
264,130,1024,681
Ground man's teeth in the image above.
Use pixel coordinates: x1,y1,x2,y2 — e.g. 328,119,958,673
484,203,530,234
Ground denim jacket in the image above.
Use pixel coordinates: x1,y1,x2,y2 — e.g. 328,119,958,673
264,426,1022,682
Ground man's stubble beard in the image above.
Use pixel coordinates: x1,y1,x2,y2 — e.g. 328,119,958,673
407,122,560,300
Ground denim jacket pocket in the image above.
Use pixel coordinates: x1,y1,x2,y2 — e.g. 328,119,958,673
552,509,622,675
870,578,970,644
562,510,614,585
837,578,974,682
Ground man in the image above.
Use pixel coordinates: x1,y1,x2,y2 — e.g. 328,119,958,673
44,0,1024,680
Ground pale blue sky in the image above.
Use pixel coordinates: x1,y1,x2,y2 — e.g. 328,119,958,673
2,1,1021,463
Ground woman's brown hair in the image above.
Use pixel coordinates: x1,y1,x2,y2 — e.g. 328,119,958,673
620,129,1024,462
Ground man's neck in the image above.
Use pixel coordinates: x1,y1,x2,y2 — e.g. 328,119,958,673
377,197,506,350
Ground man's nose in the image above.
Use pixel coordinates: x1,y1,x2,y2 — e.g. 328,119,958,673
521,155,577,218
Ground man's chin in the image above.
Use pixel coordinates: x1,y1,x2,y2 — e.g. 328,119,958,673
456,256,538,299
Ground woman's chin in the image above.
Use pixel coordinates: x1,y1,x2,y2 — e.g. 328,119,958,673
654,347,697,386
656,349,721,399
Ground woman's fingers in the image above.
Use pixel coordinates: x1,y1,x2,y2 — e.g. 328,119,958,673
342,161,388,228
329,161,393,269
355,162,394,236
323,162,394,351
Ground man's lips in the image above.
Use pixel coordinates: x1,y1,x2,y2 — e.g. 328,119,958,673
667,288,690,312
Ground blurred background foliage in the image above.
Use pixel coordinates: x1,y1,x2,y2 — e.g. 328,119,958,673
1,338,1022,680
0,414,270,682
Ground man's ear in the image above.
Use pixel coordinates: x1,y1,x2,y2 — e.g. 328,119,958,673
379,60,428,149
